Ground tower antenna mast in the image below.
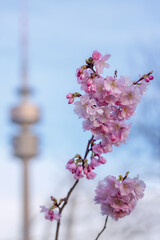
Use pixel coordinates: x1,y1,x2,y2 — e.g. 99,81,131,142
11,1,40,240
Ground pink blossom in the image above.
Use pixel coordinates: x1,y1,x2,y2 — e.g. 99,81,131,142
67,50,153,181
66,93,75,104
74,95,103,120
40,206,60,222
76,67,83,77
83,165,97,179
66,159,77,173
90,157,101,168
68,97,74,104
95,136,113,153
76,68,92,86
66,159,84,180
99,156,106,164
119,105,136,119
119,178,135,196
120,86,141,105
92,144,105,156
74,166,84,180
91,77,107,103
92,50,101,60
74,95,96,119
133,175,146,199
144,75,154,82
66,155,103,180
108,121,131,146
86,82,97,93
94,53,111,74
144,77,150,82
94,174,146,220
149,75,154,80
66,93,73,99
104,76,123,95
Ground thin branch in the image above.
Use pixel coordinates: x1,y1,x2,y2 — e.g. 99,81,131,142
84,135,94,159
133,71,153,85
55,219,61,240
54,180,79,240
54,135,94,240
60,180,79,213
95,216,109,240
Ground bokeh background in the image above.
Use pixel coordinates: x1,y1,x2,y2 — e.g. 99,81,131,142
0,0,160,239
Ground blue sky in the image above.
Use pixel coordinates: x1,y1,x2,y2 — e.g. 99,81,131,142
0,0,160,239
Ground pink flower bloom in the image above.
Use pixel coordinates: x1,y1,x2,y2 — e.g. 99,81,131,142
66,159,77,173
74,95,103,121
92,144,105,156
104,76,123,95
119,178,134,196
99,156,106,164
94,174,146,220
119,105,136,119
67,50,154,182
86,82,97,93
94,53,111,74
109,121,131,146
40,206,60,222
74,95,96,119
87,79,93,86
74,166,84,180
93,78,105,98
120,86,141,105
90,157,101,168
133,175,146,199
76,67,83,77
92,50,101,60
83,165,97,179
76,68,92,87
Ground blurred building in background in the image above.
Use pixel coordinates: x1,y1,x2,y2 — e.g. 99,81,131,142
10,0,40,239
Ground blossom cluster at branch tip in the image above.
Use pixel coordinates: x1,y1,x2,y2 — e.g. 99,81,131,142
40,196,61,222
66,92,81,104
94,173,146,220
66,50,154,180
144,75,154,82
66,151,104,180
40,206,60,222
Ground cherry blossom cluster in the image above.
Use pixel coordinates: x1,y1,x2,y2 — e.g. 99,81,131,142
40,196,60,221
40,205,60,221
66,150,106,180
66,50,154,180
94,172,146,220
41,50,153,229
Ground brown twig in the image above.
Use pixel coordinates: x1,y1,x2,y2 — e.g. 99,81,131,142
133,71,153,85
84,135,94,159
54,179,79,240
59,180,79,214
55,219,61,240
54,135,94,240
95,216,109,240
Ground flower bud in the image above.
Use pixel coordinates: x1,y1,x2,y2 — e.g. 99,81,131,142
68,97,74,104
66,93,73,99
149,75,154,80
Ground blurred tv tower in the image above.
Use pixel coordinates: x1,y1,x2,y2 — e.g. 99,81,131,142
10,0,40,240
